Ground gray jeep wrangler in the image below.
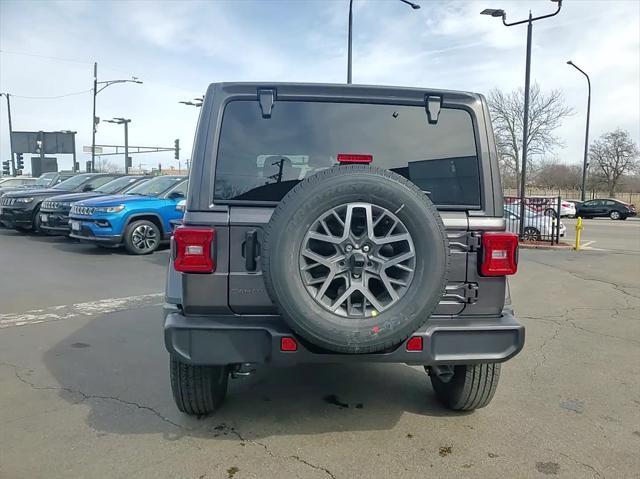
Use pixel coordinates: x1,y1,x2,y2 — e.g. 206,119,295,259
164,82,524,415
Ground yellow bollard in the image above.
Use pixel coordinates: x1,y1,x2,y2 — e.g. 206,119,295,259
574,216,583,250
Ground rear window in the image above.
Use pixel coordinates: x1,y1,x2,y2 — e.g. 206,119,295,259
214,100,481,207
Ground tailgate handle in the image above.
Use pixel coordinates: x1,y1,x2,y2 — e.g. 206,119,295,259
245,230,258,271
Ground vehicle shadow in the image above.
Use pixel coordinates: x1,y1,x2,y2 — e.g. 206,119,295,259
43,306,464,442
50,241,170,258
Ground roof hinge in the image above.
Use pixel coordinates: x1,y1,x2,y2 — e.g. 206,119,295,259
425,95,442,124
258,89,276,118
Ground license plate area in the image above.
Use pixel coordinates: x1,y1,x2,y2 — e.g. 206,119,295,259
70,220,80,231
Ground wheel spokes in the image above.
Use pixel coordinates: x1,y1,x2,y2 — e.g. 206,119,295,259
300,202,415,318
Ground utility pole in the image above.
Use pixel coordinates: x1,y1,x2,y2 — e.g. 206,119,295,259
91,63,142,173
346,0,420,84
104,117,131,173
567,60,591,202
481,0,563,237
91,62,97,173
1,93,17,176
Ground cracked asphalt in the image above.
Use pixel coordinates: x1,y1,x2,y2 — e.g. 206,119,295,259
1,220,639,479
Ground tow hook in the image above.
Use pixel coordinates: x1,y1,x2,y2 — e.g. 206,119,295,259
231,363,256,379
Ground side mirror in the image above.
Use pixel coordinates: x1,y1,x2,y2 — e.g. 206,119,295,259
167,191,184,200
82,185,94,192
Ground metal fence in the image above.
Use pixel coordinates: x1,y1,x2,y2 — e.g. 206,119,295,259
504,196,562,244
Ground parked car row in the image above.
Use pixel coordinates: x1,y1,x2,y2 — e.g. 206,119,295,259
504,203,566,241
504,197,576,218
0,174,187,254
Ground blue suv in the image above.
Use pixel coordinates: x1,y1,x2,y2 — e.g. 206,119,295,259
68,176,187,254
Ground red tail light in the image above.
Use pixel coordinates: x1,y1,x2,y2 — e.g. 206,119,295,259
406,336,423,351
173,226,215,273
480,232,518,276
280,337,298,352
337,153,373,164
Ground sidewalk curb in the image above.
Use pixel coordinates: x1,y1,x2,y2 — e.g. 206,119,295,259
519,242,574,251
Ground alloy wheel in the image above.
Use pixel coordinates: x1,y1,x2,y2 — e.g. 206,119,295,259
131,224,158,251
298,202,415,318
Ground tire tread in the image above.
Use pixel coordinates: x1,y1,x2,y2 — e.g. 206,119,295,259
169,358,229,416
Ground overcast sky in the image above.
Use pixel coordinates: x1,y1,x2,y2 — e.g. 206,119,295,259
1,0,638,174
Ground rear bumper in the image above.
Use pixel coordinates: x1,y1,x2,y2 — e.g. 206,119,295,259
164,307,525,366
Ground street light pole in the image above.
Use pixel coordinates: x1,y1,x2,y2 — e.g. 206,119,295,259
91,62,97,173
347,0,420,84
480,0,563,237
91,63,142,173
567,60,591,202
1,93,16,176
104,118,131,174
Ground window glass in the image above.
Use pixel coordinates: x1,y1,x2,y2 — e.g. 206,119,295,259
53,173,95,190
34,173,57,186
86,175,118,189
127,176,184,197
96,176,142,194
168,181,188,196
214,100,480,207
604,200,616,206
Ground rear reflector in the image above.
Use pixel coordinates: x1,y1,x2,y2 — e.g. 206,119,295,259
406,336,423,351
480,232,518,276
280,337,298,352
337,153,373,164
173,226,215,273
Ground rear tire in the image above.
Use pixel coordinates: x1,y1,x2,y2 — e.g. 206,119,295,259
428,363,501,411
170,357,230,416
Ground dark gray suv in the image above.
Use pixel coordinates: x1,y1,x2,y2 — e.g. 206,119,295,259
164,82,524,415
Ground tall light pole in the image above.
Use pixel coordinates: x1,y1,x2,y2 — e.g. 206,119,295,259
481,0,563,237
567,60,591,202
347,0,420,84
91,62,142,172
104,118,131,174
0,93,16,176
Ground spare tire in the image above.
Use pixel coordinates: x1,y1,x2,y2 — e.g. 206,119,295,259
262,165,449,354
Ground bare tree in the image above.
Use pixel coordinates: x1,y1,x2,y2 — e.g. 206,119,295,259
533,160,582,190
589,128,640,196
488,84,573,193
94,157,120,173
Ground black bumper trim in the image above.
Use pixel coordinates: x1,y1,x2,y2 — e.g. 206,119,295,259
164,308,525,366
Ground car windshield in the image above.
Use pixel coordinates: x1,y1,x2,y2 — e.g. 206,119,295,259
53,174,94,190
126,176,184,197
95,176,142,194
34,173,57,186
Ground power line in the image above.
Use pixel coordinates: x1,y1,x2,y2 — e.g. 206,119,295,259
8,89,93,100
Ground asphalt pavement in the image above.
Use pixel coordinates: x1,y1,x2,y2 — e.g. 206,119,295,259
0,223,639,479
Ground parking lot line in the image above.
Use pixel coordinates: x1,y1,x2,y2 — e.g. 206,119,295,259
0,293,164,329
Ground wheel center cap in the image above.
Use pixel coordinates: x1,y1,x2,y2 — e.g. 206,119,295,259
348,251,366,276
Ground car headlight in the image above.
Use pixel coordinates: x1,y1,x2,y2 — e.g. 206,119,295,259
15,197,34,204
93,205,125,213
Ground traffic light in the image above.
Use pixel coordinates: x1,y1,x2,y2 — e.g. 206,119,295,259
16,153,24,171
174,139,180,160
2,160,10,176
